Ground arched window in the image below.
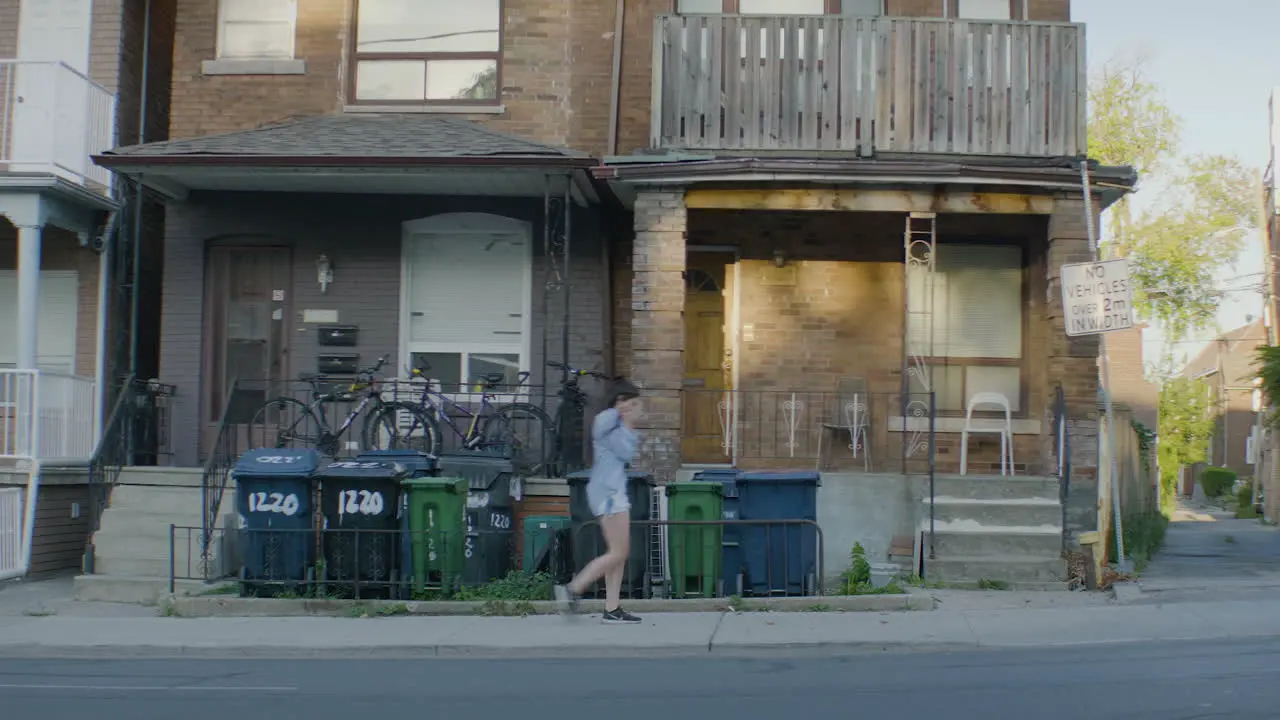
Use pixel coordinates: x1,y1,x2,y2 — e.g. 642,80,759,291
685,268,719,293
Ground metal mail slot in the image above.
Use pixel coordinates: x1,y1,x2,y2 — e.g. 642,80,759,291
317,325,359,347
317,354,359,375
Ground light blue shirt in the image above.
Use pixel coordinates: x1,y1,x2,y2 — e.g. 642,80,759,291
587,407,639,507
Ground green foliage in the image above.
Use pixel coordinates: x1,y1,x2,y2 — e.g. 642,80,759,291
1254,346,1280,429
452,571,554,602
837,543,904,595
1132,420,1156,474
1120,511,1169,573
1157,377,1217,513
1089,57,1261,340
1200,466,1238,498
1235,478,1259,519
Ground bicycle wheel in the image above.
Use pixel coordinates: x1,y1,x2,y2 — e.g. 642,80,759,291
481,403,557,476
249,397,323,450
362,401,441,455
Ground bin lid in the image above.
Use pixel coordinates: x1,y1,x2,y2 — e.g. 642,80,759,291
565,469,653,485
437,452,514,491
666,481,723,496
233,448,322,477
739,470,822,486
402,476,468,493
316,460,408,479
356,450,438,466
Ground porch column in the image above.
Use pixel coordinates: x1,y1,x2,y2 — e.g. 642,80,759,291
630,189,687,482
1046,194,1101,542
15,223,42,370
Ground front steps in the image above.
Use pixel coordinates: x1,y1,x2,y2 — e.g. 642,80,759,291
74,467,234,605
922,474,1067,588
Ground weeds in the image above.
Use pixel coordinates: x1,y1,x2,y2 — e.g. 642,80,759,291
1120,511,1170,574
977,578,1010,591
837,543,905,595
452,572,554,602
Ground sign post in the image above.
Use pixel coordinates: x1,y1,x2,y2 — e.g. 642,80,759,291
1075,164,1133,575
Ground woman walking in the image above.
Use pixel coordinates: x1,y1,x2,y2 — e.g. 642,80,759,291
555,380,643,624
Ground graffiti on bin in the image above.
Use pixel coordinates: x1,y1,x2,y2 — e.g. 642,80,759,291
466,493,491,509
336,489,386,517
247,491,302,516
327,461,385,470
254,455,307,464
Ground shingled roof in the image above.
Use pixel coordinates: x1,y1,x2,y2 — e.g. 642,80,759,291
97,113,591,164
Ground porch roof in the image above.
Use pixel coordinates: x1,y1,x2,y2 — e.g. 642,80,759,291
92,114,601,203
592,155,1138,211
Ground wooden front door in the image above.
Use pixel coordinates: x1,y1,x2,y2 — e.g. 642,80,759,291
682,252,734,464
204,247,292,454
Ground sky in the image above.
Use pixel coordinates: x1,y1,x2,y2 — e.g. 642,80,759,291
1072,0,1276,371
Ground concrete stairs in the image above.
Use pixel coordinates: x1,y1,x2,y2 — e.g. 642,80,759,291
921,474,1067,588
74,467,235,605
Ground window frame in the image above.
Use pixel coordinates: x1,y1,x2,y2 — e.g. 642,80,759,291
215,0,299,61
675,0,875,13
908,237,1030,418
347,0,504,107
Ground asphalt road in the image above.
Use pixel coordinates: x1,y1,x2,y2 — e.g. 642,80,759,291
2,639,1278,719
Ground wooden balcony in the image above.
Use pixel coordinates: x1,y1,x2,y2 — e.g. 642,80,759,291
651,14,1086,157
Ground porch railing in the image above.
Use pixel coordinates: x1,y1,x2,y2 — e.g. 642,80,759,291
652,14,1086,156
0,59,116,194
0,369,98,462
0,487,20,578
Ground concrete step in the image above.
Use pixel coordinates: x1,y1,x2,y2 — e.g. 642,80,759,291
925,555,1067,585
924,497,1063,527
93,511,206,539
73,574,225,605
107,485,206,516
115,466,208,488
92,555,172,578
926,529,1062,557
931,474,1060,501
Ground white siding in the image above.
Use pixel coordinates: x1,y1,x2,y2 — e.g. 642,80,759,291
0,271,79,373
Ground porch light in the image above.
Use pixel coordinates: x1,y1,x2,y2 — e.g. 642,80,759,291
773,249,787,268
317,254,335,294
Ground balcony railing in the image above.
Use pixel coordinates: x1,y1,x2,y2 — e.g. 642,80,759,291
0,369,99,462
0,60,116,194
652,14,1086,157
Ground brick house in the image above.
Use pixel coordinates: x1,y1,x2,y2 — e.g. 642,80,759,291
0,0,175,577
1181,320,1268,483
80,0,1136,595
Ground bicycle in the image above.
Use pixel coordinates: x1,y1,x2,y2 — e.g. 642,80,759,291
249,354,432,457
545,360,620,475
393,361,557,476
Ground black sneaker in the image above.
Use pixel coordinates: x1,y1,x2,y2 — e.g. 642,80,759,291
601,607,641,625
554,585,580,616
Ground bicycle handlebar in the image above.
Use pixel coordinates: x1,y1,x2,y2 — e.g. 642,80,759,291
547,361,615,381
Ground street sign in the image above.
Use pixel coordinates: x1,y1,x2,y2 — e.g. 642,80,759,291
1060,259,1134,336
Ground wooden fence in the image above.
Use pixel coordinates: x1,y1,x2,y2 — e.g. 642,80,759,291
651,14,1086,157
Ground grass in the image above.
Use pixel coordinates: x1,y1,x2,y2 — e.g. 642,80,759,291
976,578,1010,591
1224,535,1237,545
1121,511,1170,574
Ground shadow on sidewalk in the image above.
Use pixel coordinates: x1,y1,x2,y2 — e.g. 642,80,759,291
1137,497,1280,597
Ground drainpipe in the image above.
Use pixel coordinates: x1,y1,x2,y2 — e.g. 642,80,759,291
607,0,625,155
129,0,154,378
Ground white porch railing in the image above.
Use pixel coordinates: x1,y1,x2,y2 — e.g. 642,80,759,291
0,60,116,194
0,369,98,462
0,487,20,577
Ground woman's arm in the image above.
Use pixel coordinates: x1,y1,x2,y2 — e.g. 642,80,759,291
593,409,638,461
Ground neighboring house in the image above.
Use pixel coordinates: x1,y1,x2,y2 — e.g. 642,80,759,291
79,0,1135,598
1262,88,1280,522
0,0,175,576
1107,325,1159,431
1181,320,1267,481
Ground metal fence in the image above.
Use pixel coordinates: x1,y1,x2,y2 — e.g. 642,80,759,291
681,388,937,473
0,369,98,461
170,516,825,600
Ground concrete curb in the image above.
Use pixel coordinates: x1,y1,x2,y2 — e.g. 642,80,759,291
167,592,935,618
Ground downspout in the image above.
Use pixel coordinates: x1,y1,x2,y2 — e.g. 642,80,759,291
129,0,154,377
607,0,625,156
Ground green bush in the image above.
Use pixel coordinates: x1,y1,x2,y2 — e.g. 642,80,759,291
1200,466,1238,498
452,571,554,602
1120,511,1169,573
1235,478,1259,518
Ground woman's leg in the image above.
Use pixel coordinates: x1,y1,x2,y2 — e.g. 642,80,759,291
601,513,631,611
566,512,629,596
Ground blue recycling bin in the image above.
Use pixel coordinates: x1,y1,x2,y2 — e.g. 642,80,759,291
356,450,437,576
317,459,408,598
692,469,744,596
737,471,821,596
233,448,321,595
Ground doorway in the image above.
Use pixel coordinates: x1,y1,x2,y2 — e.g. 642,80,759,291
204,246,292,451
682,250,736,464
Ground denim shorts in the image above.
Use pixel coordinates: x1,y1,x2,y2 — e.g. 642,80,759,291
591,490,631,518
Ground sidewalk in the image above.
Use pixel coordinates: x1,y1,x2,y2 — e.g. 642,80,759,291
0,592,1277,658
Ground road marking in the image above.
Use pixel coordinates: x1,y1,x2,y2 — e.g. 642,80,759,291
0,684,297,692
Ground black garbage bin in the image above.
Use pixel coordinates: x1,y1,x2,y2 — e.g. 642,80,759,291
437,453,517,586
316,459,408,599
566,469,653,599
233,448,321,596
354,449,437,574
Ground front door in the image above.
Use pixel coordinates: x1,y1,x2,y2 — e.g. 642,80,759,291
204,247,291,454
682,252,734,464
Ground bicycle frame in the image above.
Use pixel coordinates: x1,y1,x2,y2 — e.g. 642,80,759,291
418,387,502,445
309,387,378,439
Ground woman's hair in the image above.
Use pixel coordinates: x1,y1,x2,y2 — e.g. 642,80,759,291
608,379,640,407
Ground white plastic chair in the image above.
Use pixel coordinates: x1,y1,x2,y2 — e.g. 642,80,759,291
959,392,1014,476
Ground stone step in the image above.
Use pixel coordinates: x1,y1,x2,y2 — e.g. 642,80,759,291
107,485,206,516
930,474,1060,501
115,466,209,488
91,555,173,578
926,529,1062,557
925,555,1067,585
924,497,1063,528
93,512,206,541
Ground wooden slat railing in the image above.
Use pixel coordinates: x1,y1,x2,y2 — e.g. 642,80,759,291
651,14,1086,157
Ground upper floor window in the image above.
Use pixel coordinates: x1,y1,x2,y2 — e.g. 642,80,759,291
956,0,1013,19
217,0,298,60
676,0,882,13
352,0,501,106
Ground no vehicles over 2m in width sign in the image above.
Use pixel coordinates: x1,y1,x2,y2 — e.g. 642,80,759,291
1060,259,1135,337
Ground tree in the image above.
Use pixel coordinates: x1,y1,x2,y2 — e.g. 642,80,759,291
1088,57,1262,341
1156,376,1217,514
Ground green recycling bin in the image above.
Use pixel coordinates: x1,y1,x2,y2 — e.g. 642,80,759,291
666,482,724,598
402,477,467,595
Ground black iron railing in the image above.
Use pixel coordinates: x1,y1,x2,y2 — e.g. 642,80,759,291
1052,384,1071,550
201,380,241,561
